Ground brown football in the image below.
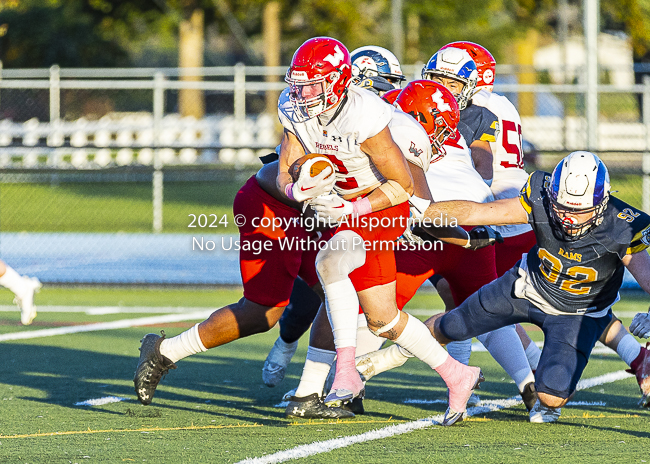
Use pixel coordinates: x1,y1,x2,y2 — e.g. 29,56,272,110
289,153,335,182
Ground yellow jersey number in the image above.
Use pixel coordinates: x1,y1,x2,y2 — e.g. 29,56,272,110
538,248,598,295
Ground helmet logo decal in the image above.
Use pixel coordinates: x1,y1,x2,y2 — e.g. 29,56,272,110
483,69,494,84
430,89,452,113
323,45,345,66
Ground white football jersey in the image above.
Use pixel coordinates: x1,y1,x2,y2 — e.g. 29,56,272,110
426,131,494,204
472,90,532,237
388,109,433,173
278,85,394,196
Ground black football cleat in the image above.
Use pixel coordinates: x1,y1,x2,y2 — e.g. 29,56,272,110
520,381,538,412
341,396,365,415
285,393,355,419
133,331,177,405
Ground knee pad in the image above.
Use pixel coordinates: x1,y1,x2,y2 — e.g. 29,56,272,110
315,230,366,284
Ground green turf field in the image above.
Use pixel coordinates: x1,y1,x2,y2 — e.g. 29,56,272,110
0,286,648,463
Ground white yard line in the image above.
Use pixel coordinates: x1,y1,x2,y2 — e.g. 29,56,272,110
0,305,216,314
74,396,129,406
0,310,213,342
237,370,635,464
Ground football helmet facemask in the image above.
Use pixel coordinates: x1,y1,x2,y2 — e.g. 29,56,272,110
421,47,478,110
440,41,496,92
394,80,460,158
547,151,611,241
285,37,352,121
350,45,406,89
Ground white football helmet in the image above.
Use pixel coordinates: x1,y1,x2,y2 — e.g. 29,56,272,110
350,46,406,89
421,47,479,110
547,151,611,240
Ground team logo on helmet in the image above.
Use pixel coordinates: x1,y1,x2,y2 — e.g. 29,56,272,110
482,69,494,84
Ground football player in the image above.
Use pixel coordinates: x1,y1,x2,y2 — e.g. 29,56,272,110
0,260,41,325
450,41,650,403
425,151,650,420
421,47,497,185
278,37,483,426
262,44,408,389
132,152,356,417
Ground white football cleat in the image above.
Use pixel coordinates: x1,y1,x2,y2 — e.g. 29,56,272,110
262,337,299,387
529,399,561,423
14,276,42,325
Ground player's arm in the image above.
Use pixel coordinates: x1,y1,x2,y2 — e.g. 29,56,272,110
347,125,414,213
623,251,650,294
623,251,650,338
277,129,306,198
424,196,528,227
469,140,493,182
407,162,501,248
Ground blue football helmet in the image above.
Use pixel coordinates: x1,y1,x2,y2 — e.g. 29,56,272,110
350,46,406,90
547,151,611,240
421,47,478,110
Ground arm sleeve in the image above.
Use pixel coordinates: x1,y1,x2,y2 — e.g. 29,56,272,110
627,216,650,255
518,173,536,223
476,108,499,144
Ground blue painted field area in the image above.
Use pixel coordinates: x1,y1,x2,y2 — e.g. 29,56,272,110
1,232,241,284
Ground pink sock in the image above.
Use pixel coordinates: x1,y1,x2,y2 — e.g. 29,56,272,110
435,356,479,413
331,346,364,394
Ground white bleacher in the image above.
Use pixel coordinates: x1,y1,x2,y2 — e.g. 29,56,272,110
0,113,278,168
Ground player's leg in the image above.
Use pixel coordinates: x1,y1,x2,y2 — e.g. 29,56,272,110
133,176,307,405
357,279,484,426
285,304,354,419
598,316,650,406
529,308,613,422
263,278,323,387
355,248,435,382
315,230,368,404
429,245,534,407
0,260,42,325
495,231,543,372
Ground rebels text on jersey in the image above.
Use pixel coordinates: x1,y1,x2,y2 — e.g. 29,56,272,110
278,85,394,197
519,171,650,314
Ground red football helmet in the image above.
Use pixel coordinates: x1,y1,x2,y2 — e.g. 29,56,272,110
381,88,401,105
394,80,460,156
441,41,496,92
285,37,352,121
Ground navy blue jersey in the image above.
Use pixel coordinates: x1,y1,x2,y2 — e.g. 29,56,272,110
519,171,650,314
458,102,498,146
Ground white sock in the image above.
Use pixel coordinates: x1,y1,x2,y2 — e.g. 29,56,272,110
478,325,535,392
324,279,360,349
525,341,542,371
267,337,299,367
159,324,207,363
0,266,25,294
295,347,336,397
394,313,448,370
355,313,385,357
447,339,472,365
616,333,642,366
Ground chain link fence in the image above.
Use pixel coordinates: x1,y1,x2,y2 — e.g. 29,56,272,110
1,64,649,284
